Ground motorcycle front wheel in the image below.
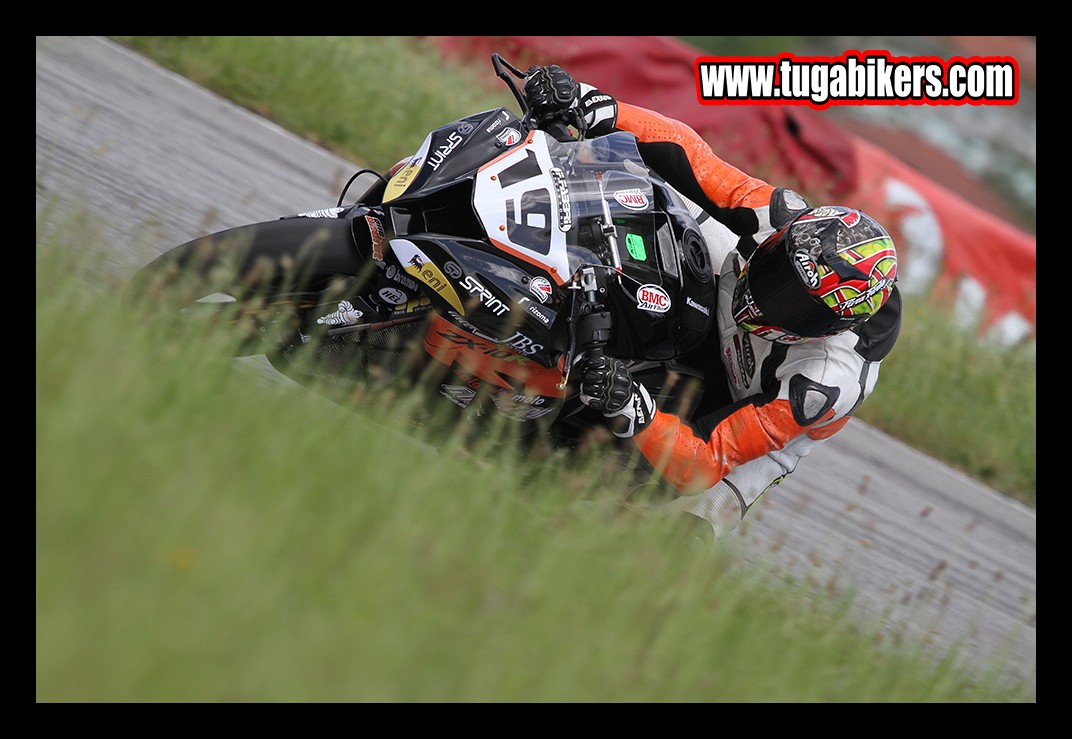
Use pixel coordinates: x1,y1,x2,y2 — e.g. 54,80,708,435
125,217,373,356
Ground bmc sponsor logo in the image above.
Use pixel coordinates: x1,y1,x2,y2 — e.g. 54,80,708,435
636,284,671,313
614,188,649,210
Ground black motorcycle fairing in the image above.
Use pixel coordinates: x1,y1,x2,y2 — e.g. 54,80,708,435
383,108,526,206
381,233,570,370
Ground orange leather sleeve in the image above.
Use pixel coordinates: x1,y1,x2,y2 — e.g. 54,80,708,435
633,400,839,494
616,102,775,211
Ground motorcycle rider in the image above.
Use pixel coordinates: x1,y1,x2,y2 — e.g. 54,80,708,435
522,65,902,537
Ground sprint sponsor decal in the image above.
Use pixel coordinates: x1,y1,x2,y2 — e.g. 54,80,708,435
460,275,511,317
695,51,1019,108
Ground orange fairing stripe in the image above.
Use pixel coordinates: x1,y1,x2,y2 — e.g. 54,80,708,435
633,399,834,494
616,102,774,210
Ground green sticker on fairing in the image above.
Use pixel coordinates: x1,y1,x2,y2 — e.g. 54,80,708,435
626,233,647,260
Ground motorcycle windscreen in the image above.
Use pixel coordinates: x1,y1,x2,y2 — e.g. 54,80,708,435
473,130,656,286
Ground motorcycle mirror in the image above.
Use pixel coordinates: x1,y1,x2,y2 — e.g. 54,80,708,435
491,53,529,118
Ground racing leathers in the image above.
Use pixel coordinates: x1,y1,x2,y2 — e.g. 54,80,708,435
571,84,902,536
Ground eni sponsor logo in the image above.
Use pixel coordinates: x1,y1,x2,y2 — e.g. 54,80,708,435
404,255,463,312
393,239,465,313
384,157,422,202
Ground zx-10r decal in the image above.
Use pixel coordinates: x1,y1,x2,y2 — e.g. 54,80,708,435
422,316,565,396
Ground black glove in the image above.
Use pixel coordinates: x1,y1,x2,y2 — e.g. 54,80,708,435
524,65,580,122
579,355,633,413
523,65,619,140
579,356,657,438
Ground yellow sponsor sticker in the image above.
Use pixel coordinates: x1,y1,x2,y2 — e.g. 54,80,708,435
384,161,421,202
392,238,465,314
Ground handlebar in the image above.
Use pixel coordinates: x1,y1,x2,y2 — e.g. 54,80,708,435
492,53,580,143
492,53,529,117
494,53,614,366
577,266,611,362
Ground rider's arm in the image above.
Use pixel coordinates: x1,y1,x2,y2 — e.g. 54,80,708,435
616,102,774,210
614,102,787,239
632,395,848,494
625,304,898,495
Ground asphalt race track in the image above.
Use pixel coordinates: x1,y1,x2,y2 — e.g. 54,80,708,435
36,36,1037,690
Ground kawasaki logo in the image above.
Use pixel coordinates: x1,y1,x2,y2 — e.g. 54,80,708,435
685,297,710,316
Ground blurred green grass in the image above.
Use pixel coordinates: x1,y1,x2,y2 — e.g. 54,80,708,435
36,213,1032,701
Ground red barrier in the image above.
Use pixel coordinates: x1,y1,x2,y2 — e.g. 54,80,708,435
432,36,1036,342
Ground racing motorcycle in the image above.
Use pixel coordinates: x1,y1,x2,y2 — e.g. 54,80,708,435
127,54,718,449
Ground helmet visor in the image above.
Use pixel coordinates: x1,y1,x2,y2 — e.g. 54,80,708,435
732,236,861,340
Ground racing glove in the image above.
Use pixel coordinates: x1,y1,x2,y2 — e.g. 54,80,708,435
523,65,618,139
579,355,656,438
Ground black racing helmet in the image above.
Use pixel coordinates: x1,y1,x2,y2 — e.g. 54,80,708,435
731,206,898,344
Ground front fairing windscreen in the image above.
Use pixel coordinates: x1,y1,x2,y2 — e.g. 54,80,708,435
472,130,657,286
